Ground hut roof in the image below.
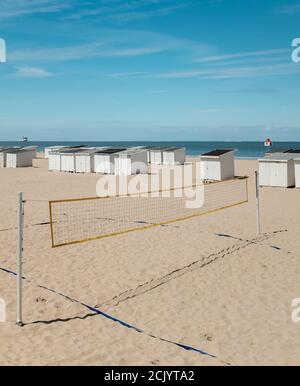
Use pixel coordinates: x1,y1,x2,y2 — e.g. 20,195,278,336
259,153,296,162
95,148,126,155
201,149,235,157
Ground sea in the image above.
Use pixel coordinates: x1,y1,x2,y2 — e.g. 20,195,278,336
1,141,300,159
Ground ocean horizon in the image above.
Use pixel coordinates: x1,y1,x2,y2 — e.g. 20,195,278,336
1,140,300,159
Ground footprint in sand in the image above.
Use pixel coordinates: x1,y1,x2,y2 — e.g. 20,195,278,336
35,297,47,303
203,334,213,342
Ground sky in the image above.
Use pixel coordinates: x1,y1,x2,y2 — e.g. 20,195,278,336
0,0,300,141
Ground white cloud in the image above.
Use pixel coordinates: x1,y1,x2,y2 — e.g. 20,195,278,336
195,49,290,63
123,64,299,81
0,0,210,21
200,63,300,79
193,108,241,113
9,29,215,62
107,71,153,79
15,66,53,78
0,0,72,19
67,0,194,23
150,62,300,80
9,43,165,62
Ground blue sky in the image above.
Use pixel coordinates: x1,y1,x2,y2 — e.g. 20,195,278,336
0,0,300,141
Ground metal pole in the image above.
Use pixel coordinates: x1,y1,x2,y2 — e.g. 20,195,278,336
16,192,24,326
255,171,261,235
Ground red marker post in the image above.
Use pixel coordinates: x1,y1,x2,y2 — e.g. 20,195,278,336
264,138,272,152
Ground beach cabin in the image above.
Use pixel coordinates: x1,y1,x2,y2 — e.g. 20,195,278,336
0,148,8,167
258,154,296,188
74,147,109,173
45,146,67,159
48,146,87,172
200,149,235,181
94,148,126,174
145,146,157,163
162,147,186,165
115,148,148,175
149,146,185,165
48,150,62,171
5,148,36,168
295,158,300,188
22,146,37,159
45,145,86,159
60,148,90,173
0,148,15,167
74,149,97,173
148,147,166,164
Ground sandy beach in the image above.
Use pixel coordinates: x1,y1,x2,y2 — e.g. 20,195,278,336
0,156,300,366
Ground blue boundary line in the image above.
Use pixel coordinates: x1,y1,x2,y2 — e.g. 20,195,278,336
0,266,221,362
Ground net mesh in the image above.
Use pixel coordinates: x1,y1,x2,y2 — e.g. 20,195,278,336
49,178,248,247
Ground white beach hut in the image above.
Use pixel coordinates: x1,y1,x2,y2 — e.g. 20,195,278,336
0,149,4,167
45,146,67,159
60,149,89,173
22,146,37,159
45,145,86,159
5,148,36,168
148,147,167,164
145,147,156,163
0,148,16,167
115,148,148,175
258,153,296,188
162,147,186,165
74,149,97,173
200,149,235,181
94,148,126,174
74,147,109,173
48,146,87,172
48,150,62,171
295,158,300,188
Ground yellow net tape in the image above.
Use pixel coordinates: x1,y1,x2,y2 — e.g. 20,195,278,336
49,177,248,248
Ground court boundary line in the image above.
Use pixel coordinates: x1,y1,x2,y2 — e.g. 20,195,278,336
0,265,225,364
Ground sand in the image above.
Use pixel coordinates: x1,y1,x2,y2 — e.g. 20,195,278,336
0,156,300,366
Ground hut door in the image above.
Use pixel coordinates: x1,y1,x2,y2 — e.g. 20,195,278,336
270,162,283,187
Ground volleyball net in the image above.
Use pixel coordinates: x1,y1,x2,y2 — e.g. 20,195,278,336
49,177,249,248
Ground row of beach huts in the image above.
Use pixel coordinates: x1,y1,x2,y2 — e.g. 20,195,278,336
46,145,300,188
45,145,186,175
2,145,300,188
46,146,239,181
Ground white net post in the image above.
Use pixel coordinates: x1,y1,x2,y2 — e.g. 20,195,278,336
255,171,261,235
16,192,24,327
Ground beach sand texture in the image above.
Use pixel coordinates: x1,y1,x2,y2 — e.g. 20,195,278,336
0,158,300,366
